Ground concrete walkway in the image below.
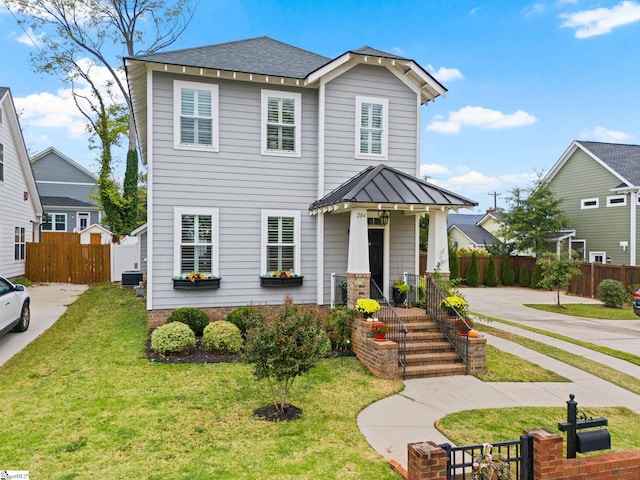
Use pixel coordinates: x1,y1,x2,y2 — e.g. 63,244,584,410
358,287,640,469
0,282,88,366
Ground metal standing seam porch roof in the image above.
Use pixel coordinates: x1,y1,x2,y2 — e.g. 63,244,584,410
309,164,477,214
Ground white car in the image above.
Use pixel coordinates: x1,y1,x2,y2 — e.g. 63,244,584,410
0,276,30,337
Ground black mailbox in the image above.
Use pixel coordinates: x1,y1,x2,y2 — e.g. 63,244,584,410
576,429,611,453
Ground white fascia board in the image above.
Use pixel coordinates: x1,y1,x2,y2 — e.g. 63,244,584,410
305,52,353,85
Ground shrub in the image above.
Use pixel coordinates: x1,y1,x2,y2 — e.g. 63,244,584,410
519,265,530,287
166,307,209,336
324,307,353,351
227,306,266,339
484,256,498,287
151,322,195,355
597,279,627,308
449,247,460,282
465,251,480,287
502,258,515,286
530,262,543,289
202,321,243,354
244,296,330,413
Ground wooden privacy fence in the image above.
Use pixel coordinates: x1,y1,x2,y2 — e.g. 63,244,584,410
26,242,110,284
40,232,80,244
456,255,640,298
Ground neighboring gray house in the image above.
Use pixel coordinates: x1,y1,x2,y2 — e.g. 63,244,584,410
0,87,43,278
31,147,101,233
125,36,476,321
447,213,500,250
545,140,640,265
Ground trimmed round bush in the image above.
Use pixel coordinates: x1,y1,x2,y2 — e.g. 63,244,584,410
597,279,626,308
202,321,242,355
226,306,266,339
166,307,209,336
151,322,196,355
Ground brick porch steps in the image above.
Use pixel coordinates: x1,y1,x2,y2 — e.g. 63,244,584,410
397,312,467,379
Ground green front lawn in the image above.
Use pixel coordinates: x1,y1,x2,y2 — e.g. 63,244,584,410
524,303,638,320
0,284,402,479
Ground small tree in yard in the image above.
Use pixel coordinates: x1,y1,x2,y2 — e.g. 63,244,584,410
502,257,515,286
466,251,480,287
538,254,582,306
530,262,543,288
244,296,330,419
519,265,530,287
484,255,499,287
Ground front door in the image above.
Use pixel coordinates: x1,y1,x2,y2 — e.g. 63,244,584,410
368,229,384,290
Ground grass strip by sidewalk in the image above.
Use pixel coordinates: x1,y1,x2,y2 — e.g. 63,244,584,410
525,302,638,320
0,284,403,480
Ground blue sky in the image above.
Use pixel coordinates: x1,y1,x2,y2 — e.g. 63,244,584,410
1,0,639,212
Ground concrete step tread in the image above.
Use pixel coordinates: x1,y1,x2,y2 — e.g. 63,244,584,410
403,363,467,378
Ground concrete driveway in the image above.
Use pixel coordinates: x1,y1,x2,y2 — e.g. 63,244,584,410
0,282,88,366
460,286,640,357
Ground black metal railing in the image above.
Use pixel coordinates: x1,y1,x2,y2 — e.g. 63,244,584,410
332,273,348,308
369,279,408,379
403,273,426,307
440,435,534,480
425,276,471,374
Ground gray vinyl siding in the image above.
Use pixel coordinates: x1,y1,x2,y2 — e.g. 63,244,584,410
322,212,350,303
549,149,636,265
32,151,97,183
42,209,100,232
150,73,319,309
389,212,417,282
323,64,418,192
37,183,99,205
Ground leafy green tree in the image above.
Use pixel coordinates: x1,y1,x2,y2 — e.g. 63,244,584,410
7,0,197,233
449,245,460,282
538,254,582,306
485,239,516,256
484,255,498,287
466,251,480,287
419,215,429,252
499,174,571,256
530,262,543,289
244,297,330,413
501,257,515,286
519,265,530,287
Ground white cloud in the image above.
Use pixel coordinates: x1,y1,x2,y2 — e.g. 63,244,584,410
426,106,537,134
420,163,450,178
390,46,405,56
523,3,546,17
14,27,45,48
580,126,632,142
427,65,464,82
561,1,640,38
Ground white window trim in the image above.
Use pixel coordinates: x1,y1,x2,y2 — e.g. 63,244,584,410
589,251,606,264
77,212,90,230
260,210,301,275
581,197,599,210
606,194,627,207
571,239,586,260
44,213,67,232
355,96,389,160
173,207,220,277
173,80,219,152
14,226,25,261
261,89,301,157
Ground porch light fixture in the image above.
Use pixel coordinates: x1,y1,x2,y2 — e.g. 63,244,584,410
379,210,389,226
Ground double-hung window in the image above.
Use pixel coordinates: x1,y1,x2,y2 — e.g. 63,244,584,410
355,96,388,159
14,227,25,261
261,90,301,157
174,80,219,151
42,213,67,232
174,208,219,276
261,210,301,274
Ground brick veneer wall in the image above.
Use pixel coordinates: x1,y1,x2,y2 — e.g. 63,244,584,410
396,428,640,480
468,336,487,374
352,318,399,379
147,304,330,329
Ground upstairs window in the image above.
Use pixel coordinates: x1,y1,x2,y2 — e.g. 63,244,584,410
261,210,301,274
174,208,219,276
261,90,301,157
581,198,599,210
174,80,218,151
42,213,67,232
356,96,388,159
607,195,626,207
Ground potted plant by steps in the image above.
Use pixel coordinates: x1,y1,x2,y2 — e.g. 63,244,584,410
339,280,348,304
440,295,469,318
392,280,410,307
370,321,389,341
354,298,381,319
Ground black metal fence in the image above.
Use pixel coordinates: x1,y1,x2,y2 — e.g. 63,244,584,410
425,276,471,374
440,435,534,480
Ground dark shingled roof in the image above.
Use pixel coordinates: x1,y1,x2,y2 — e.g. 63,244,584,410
452,224,498,246
309,164,477,210
131,36,331,79
349,46,408,60
41,196,94,208
447,213,486,227
0,87,8,98
576,141,640,186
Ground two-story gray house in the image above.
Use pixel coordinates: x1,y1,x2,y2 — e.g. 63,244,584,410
125,37,476,324
545,140,640,265
31,147,101,233
0,87,43,278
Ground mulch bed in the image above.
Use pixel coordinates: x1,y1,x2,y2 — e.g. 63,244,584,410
146,336,243,364
253,404,303,422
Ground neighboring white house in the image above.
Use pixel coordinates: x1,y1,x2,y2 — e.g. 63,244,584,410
0,87,43,279
448,212,501,250
125,37,477,322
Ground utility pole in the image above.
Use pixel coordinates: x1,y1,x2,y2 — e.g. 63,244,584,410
488,191,501,210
